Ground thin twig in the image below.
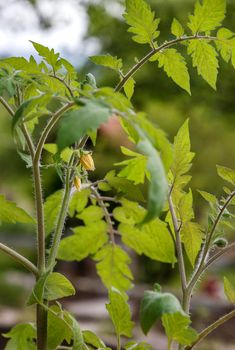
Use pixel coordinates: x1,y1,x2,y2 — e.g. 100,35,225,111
48,74,74,98
186,309,235,350
168,194,187,293
0,242,38,276
90,186,116,244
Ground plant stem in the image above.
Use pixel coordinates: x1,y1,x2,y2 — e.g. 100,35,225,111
187,191,235,296
47,165,73,270
34,101,75,164
0,242,38,276
168,195,187,297
90,186,116,244
36,305,48,350
48,74,74,98
185,309,235,350
117,334,121,350
115,35,216,92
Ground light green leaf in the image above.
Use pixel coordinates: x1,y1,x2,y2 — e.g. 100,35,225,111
90,55,123,71
0,195,34,225
153,49,191,94
178,190,194,223
106,288,134,338
57,99,111,151
113,198,145,225
216,28,235,64
140,286,183,335
198,190,217,204
47,305,73,350
217,165,235,185
58,221,108,261
181,222,203,266
120,220,176,264
104,170,144,202
68,189,91,217
76,205,104,224
224,277,235,303
188,40,219,89
124,0,160,45
69,315,84,350
170,119,195,202
30,41,61,70
188,0,226,33
44,272,75,301
137,135,168,222
83,330,106,349
94,244,133,292
162,312,198,347
44,190,63,236
3,323,36,350
116,146,148,185
27,271,50,305
171,18,184,37
124,78,136,100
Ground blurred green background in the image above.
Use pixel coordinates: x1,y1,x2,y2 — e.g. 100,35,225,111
0,1,235,349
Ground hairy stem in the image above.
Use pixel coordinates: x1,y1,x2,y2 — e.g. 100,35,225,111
115,35,216,92
34,101,75,164
186,309,235,350
36,305,48,350
168,195,187,298
47,165,73,270
0,242,38,276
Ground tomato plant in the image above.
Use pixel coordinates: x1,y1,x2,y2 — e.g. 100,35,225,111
0,0,235,349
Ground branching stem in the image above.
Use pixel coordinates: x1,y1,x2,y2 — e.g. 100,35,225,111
0,242,38,276
115,35,216,92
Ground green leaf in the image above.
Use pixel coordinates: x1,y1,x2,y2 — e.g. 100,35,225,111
217,165,235,185
94,244,133,292
3,323,36,350
224,277,235,303
58,221,108,261
181,222,203,266
47,305,73,350
44,190,63,236
140,287,183,335
162,312,198,348
68,189,91,217
83,330,106,348
137,136,168,223
57,99,111,151
30,41,60,70
124,0,160,45
76,205,104,224
198,190,217,204
152,49,191,94
27,271,50,305
124,78,136,100
188,40,219,89
113,198,145,225
104,170,144,202
106,288,134,338
116,146,148,185
171,18,184,37
44,272,75,301
127,113,173,171
125,341,152,350
170,119,195,202
188,0,226,33
0,195,34,225
90,55,123,71
178,190,194,223
120,222,176,264
68,315,84,350
216,28,235,64
12,94,51,129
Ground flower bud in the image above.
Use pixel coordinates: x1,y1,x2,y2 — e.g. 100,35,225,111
73,176,81,191
80,154,95,171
